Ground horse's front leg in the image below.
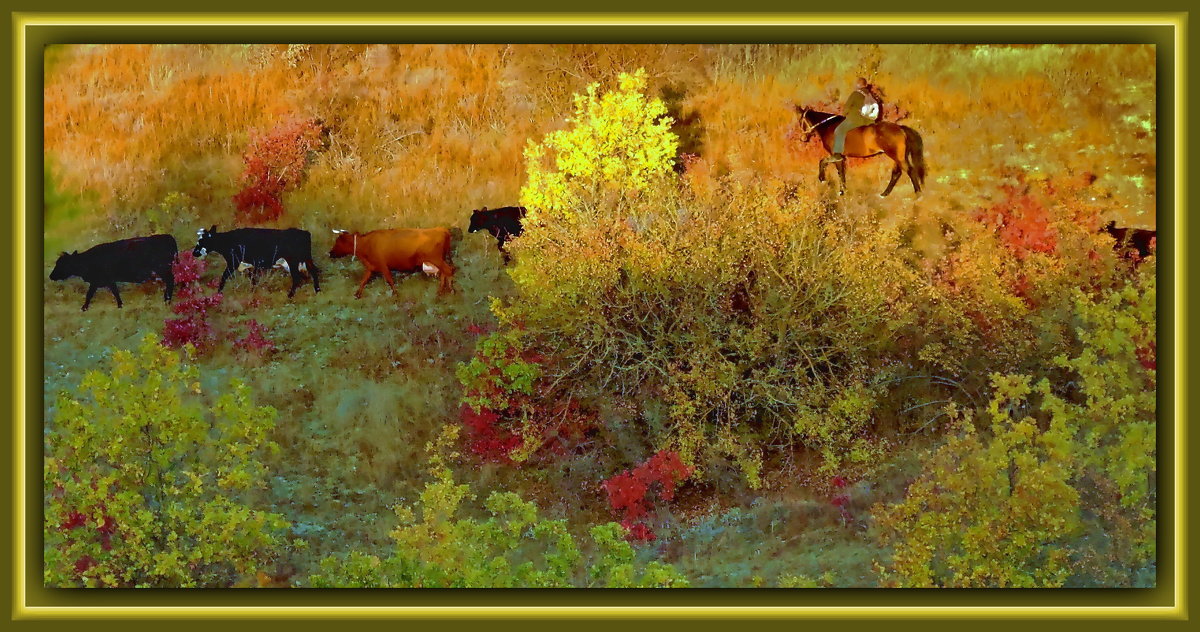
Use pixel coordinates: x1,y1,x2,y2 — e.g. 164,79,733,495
836,158,847,195
881,164,902,197
817,157,827,183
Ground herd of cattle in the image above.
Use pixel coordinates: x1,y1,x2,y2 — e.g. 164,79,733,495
49,206,527,310
49,204,1154,312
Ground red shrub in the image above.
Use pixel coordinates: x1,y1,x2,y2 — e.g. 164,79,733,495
162,253,223,351
233,117,326,224
601,450,693,542
233,319,275,355
459,404,522,462
974,184,1059,259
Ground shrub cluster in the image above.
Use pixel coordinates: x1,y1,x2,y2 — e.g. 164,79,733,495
873,264,1156,587
233,117,326,223
309,427,689,588
45,334,289,587
601,450,692,541
162,252,224,350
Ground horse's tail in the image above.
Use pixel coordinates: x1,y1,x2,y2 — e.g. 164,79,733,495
902,126,927,191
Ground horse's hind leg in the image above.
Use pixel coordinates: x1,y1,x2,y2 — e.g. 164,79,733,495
881,163,902,197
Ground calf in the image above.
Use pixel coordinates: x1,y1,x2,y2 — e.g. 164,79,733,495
49,234,177,311
329,227,455,297
1102,220,1157,259
468,206,527,263
193,225,321,297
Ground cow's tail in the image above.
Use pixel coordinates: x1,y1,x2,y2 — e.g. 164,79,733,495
902,126,927,192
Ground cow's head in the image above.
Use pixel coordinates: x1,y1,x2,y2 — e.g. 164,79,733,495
329,230,357,258
193,225,218,258
468,207,492,234
49,251,79,281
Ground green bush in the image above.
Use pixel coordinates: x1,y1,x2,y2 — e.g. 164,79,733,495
45,334,288,587
872,266,1156,587
309,426,689,588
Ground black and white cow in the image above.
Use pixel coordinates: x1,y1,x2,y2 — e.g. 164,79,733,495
467,206,527,264
49,234,177,311
192,225,321,297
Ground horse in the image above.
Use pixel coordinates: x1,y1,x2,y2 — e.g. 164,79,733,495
792,105,927,197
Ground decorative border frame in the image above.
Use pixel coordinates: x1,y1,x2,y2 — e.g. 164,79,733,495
10,11,1187,621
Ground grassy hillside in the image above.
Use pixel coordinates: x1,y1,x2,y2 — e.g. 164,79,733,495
42,44,1157,588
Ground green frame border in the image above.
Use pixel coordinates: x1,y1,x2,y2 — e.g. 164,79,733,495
8,10,1188,621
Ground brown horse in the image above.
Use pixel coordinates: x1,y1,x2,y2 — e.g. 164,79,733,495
793,105,927,197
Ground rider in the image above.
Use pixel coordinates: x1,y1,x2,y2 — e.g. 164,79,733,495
829,77,882,164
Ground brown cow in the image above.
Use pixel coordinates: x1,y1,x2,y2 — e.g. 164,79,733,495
329,228,455,298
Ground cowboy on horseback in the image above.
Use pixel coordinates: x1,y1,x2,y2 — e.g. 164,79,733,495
824,77,882,169
792,78,924,197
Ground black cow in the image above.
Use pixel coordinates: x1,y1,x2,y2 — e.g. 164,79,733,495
468,206,527,263
192,225,321,297
1102,220,1157,259
49,234,177,311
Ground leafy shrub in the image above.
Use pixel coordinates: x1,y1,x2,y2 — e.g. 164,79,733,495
233,117,326,223
873,267,1155,587
601,450,692,541
496,69,931,486
872,375,1082,587
309,426,689,588
233,319,276,355
520,68,677,222
161,252,224,351
45,334,288,587
505,178,917,485
910,175,1122,390
163,253,278,360
456,326,594,463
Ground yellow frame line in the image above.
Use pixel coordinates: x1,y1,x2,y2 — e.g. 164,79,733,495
11,12,1188,27
12,606,1189,620
13,8,27,622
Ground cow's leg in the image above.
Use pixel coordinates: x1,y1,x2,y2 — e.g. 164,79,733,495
162,266,175,302
109,284,123,308
437,260,456,295
306,259,321,293
219,262,236,292
286,260,303,298
354,268,374,299
497,237,513,264
881,163,902,197
381,268,398,295
82,283,99,311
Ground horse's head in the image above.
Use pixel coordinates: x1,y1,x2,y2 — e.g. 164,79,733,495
793,104,817,141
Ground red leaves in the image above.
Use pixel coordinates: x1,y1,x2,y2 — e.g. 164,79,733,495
601,450,692,542
233,117,325,224
61,508,116,575
459,404,522,462
1136,342,1156,371
829,476,853,525
162,252,274,358
975,184,1059,259
162,252,224,351
234,319,276,355
171,250,206,286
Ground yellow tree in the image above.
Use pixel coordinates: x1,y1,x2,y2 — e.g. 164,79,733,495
519,68,678,221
